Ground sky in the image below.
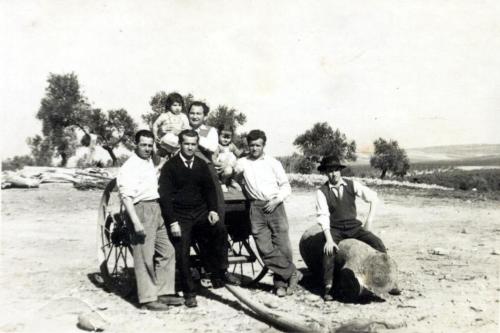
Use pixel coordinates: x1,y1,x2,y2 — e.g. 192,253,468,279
1,0,499,160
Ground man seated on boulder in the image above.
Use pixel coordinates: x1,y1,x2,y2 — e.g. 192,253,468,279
316,156,387,301
116,129,183,310
158,129,233,308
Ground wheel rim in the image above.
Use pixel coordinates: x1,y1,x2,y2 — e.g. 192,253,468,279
228,235,268,286
97,179,135,295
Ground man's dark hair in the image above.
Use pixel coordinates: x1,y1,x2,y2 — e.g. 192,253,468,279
165,92,184,111
188,101,210,116
135,129,154,144
246,129,267,145
178,129,199,144
217,123,234,135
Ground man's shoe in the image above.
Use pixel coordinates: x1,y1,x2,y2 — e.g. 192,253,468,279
211,271,241,288
286,270,303,295
158,295,184,306
223,272,241,286
211,278,225,289
141,301,170,311
323,285,334,301
184,297,198,308
275,287,287,297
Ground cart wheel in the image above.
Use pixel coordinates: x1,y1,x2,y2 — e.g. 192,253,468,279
97,179,135,296
228,235,269,286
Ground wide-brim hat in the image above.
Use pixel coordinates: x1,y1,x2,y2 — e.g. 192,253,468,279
317,155,346,172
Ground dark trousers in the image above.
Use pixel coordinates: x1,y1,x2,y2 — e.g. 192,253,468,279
250,201,295,288
206,162,226,225
323,221,386,288
173,208,229,298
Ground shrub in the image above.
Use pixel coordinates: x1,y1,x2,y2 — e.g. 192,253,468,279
2,155,35,171
411,169,500,192
277,154,316,174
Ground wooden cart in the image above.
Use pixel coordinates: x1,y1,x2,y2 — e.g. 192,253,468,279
97,179,268,293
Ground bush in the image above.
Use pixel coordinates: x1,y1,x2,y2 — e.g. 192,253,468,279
2,155,35,171
277,154,316,174
411,169,500,192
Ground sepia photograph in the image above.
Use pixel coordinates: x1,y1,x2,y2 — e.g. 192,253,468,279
1,1,499,332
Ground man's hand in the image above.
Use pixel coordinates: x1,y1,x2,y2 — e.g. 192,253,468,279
323,239,339,256
133,222,146,242
170,222,181,237
208,211,219,225
263,198,281,214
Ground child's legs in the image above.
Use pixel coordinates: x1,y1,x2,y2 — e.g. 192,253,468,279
220,165,234,184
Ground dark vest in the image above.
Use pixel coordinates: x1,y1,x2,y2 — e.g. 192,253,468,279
319,179,360,228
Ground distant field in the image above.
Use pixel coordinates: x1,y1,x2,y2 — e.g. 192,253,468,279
348,156,500,178
346,164,500,194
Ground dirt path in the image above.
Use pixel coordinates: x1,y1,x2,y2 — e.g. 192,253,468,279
1,184,499,332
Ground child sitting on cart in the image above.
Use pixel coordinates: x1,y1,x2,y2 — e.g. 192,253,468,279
152,92,190,167
213,123,243,192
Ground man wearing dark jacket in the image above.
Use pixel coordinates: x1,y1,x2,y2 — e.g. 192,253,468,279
158,129,229,308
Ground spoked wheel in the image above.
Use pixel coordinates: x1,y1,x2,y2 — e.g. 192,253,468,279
227,235,269,286
97,179,135,296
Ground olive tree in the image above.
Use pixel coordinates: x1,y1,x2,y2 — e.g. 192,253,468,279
370,138,410,179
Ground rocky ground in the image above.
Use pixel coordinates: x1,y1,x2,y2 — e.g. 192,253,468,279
1,183,499,332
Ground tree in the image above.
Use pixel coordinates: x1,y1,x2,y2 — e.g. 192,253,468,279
2,155,35,171
83,108,138,166
293,122,357,163
370,138,410,179
27,135,54,166
142,91,195,129
36,73,90,166
206,105,248,150
205,105,247,130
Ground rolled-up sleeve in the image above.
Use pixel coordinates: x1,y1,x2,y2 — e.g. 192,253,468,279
315,189,330,231
116,163,137,200
353,180,377,203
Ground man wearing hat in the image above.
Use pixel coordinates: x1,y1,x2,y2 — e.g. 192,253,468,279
316,155,387,301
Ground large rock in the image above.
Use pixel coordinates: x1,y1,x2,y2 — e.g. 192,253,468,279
299,225,398,298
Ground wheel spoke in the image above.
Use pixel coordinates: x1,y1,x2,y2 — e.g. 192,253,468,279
105,244,115,262
124,247,128,268
101,242,111,250
112,246,119,275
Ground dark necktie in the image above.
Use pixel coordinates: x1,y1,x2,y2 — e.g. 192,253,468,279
186,159,192,169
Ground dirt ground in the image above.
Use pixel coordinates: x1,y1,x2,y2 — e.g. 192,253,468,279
1,183,499,332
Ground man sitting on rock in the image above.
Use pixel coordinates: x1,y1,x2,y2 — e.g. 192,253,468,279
315,156,387,301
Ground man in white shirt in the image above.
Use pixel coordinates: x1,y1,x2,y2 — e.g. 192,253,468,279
235,130,302,297
315,155,386,301
187,101,225,224
116,130,182,310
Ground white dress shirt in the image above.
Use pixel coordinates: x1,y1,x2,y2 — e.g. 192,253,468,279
116,153,159,204
235,154,291,202
193,124,219,153
179,153,194,169
315,179,377,231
